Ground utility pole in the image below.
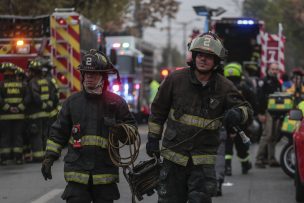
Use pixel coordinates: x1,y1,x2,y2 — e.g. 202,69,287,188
167,16,172,67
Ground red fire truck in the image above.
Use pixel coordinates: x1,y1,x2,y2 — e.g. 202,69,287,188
0,8,106,100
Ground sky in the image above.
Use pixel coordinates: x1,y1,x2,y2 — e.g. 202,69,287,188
143,0,244,55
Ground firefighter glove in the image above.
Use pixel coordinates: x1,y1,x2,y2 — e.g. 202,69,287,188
146,136,160,158
224,108,243,129
41,156,55,180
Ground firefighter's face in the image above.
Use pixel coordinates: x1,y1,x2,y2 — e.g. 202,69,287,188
83,72,103,89
195,52,215,73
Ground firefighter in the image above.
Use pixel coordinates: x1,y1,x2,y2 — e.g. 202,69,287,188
255,63,282,168
41,60,60,145
0,62,26,165
25,59,54,162
41,49,138,203
223,62,256,176
146,32,253,203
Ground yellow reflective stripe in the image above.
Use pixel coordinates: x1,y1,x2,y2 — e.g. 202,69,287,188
92,174,119,184
2,104,10,111
161,147,189,166
69,135,108,148
49,108,59,117
225,155,233,160
41,86,49,92
4,98,23,103
41,94,50,100
47,100,53,107
7,88,20,94
192,154,216,165
32,151,45,158
238,106,248,124
12,147,23,153
46,139,63,154
17,103,25,111
4,82,22,88
0,114,25,120
0,148,11,153
64,172,90,184
148,121,163,135
29,111,49,119
238,156,250,162
169,109,221,130
37,79,48,85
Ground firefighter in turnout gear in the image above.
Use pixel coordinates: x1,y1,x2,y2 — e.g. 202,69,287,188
25,59,54,162
42,49,138,203
146,32,253,203
0,62,26,165
223,62,256,176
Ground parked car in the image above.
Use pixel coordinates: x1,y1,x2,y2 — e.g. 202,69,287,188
289,109,304,202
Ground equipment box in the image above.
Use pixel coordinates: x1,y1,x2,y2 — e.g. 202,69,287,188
267,92,293,115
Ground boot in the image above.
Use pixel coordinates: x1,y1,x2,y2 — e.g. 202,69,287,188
255,159,266,168
225,159,232,176
215,179,223,196
269,158,280,167
242,161,252,174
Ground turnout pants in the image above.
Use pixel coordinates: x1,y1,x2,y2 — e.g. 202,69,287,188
62,178,120,203
158,159,217,203
0,120,24,161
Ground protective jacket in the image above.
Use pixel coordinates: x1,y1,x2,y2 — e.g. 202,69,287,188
25,77,54,119
0,79,26,120
45,90,137,185
148,68,252,166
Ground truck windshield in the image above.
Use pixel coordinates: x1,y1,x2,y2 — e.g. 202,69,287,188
117,55,136,74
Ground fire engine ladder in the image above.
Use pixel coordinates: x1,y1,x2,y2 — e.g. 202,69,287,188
51,19,73,95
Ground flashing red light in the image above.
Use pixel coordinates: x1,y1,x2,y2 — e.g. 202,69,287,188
58,18,66,25
161,69,169,77
134,83,140,90
16,39,24,46
112,84,120,92
57,72,68,85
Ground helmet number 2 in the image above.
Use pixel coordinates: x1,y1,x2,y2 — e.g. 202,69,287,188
86,57,92,66
203,38,211,47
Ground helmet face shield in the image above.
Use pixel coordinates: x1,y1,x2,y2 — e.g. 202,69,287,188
189,34,226,59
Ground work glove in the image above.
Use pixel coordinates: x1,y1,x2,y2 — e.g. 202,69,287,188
146,136,160,158
41,156,55,180
223,108,243,130
110,124,129,143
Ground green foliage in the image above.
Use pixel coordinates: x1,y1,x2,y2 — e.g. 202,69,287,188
243,0,304,68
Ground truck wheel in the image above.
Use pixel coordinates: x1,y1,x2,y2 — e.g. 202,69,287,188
295,160,304,202
280,143,295,178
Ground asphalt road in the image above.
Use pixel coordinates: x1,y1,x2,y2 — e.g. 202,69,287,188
0,125,297,203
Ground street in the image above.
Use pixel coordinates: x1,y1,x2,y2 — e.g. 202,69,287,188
0,124,297,203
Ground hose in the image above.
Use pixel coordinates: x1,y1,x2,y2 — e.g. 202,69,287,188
108,123,141,168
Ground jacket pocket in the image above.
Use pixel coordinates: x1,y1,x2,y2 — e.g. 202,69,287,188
103,116,116,127
164,127,177,141
63,150,80,163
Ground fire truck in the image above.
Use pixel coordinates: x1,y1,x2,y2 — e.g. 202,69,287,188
106,36,155,122
0,8,106,100
211,17,285,76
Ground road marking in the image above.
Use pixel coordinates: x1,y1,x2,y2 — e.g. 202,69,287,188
31,188,64,203
139,143,146,150
223,182,234,187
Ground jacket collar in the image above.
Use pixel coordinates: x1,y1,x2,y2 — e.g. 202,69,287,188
189,68,218,90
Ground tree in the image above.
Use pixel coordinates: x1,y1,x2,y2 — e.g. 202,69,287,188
0,0,180,37
158,46,185,68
